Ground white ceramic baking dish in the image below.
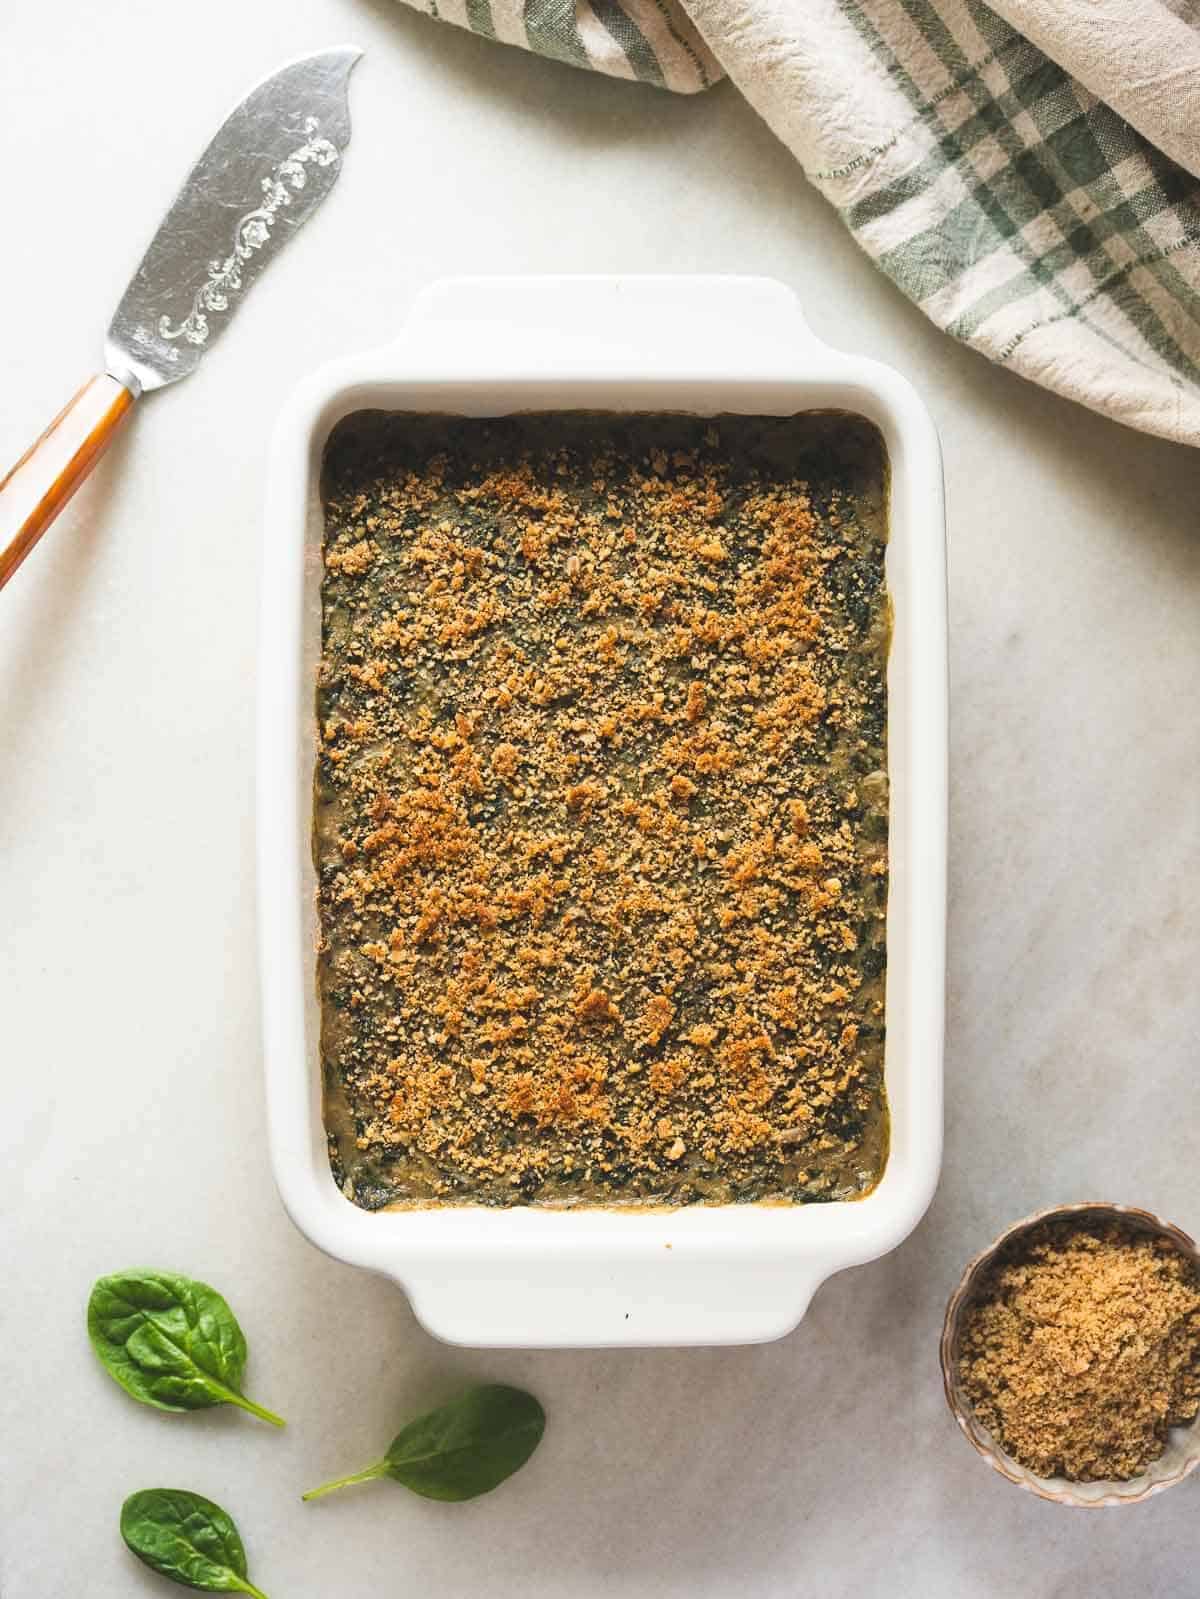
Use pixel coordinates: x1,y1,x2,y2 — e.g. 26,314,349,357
258,275,946,1347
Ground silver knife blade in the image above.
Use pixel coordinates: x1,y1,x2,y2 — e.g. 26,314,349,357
105,46,361,396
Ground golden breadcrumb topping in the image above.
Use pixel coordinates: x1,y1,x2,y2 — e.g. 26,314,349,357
316,413,889,1208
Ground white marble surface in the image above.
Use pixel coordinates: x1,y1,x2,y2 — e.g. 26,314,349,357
3,2,1199,1594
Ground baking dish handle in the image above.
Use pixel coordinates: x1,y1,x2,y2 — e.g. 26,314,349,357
383,1250,849,1349
399,274,831,375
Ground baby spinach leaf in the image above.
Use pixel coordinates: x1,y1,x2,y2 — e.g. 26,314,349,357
120,1488,269,1597
87,1270,284,1427
303,1383,545,1502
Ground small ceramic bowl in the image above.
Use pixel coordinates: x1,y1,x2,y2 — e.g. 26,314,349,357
941,1201,1200,1507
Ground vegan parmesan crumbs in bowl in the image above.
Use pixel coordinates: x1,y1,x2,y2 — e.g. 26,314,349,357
940,1203,1200,1507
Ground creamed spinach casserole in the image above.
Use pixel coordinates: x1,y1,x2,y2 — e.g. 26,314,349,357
315,413,889,1209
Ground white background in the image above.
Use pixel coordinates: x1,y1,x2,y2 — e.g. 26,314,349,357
2,1,1199,1594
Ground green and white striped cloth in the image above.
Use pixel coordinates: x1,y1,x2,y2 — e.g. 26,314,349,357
406,0,1200,446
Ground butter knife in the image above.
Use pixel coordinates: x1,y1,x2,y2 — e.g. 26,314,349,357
0,45,360,589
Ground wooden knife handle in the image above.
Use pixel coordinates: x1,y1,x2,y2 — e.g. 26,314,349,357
0,373,136,589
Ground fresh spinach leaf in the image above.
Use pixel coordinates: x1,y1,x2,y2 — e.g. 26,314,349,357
120,1488,269,1597
88,1270,284,1426
303,1383,545,1502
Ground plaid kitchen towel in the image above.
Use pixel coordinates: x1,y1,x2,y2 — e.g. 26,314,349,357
406,0,1200,446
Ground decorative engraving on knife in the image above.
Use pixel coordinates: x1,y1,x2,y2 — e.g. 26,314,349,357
158,118,339,346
